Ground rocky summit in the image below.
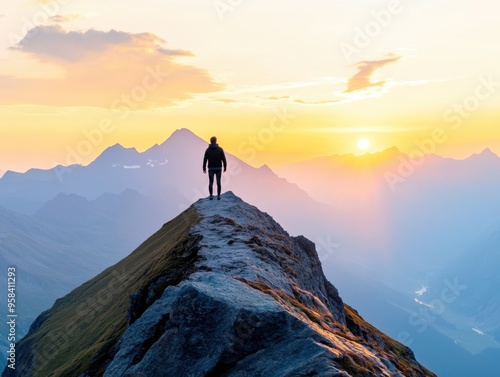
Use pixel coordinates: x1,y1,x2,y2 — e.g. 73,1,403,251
4,192,436,377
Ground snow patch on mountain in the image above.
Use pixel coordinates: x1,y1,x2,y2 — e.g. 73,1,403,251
472,328,484,336
415,286,428,296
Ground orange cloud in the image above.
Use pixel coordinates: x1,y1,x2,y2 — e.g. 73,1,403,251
344,54,401,93
213,98,239,103
0,25,223,108
293,99,339,105
263,96,290,100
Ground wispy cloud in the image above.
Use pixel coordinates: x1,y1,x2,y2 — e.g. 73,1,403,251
209,78,347,107
344,54,401,93
293,99,339,106
262,95,290,100
213,98,239,103
49,14,84,23
220,77,345,96
296,126,425,134
32,0,57,4
0,26,223,108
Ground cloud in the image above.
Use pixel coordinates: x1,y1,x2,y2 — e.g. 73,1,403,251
12,25,191,62
262,95,290,100
304,126,426,134
0,26,223,108
49,14,84,23
213,98,239,103
259,95,339,106
344,54,401,93
293,99,339,106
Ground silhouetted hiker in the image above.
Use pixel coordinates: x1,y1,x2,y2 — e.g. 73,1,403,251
203,136,227,200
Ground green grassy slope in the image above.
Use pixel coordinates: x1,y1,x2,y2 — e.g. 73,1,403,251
13,208,200,377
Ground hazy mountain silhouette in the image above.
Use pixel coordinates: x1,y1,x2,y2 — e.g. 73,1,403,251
0,202,114,371
0,129,342,371
0,189,187,371
0,128,337,239
278,147,500,376
278,147,500,275
426,229,500,352
3,130,498,376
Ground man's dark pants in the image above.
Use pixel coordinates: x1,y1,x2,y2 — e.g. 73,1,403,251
208,169,222,196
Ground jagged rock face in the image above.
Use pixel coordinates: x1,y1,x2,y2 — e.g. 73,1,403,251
106,192,432,377
3,192,435,377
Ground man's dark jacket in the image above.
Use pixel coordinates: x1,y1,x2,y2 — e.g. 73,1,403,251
203,143,227,171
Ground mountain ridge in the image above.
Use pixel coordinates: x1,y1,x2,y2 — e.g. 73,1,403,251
4,192,435,377
2,139,498,179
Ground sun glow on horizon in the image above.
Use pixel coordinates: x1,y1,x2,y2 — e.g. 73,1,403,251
357,138,370,151
0,1,499,172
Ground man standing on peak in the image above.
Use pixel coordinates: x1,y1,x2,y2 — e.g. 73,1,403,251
203,136,227,200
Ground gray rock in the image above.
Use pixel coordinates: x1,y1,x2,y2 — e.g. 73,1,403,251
4,192,435,377
104,192,435,377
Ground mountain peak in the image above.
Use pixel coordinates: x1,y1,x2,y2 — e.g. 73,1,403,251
93,143,140,166
380,145,402,155
145,128,206,157
5,192,435,377
162,128,203,145
105,143,138,154
171,127,198,138
468,147,499,161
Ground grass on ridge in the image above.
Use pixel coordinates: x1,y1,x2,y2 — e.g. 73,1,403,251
21,208,200,377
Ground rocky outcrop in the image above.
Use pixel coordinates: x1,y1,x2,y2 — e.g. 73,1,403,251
3,192,435,377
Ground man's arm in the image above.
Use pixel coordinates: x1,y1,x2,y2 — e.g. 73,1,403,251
221,148,227,172
203,149,208,173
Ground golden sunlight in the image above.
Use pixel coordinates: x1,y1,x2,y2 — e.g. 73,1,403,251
357,138,370,151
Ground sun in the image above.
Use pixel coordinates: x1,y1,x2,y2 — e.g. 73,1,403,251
357,138,370,151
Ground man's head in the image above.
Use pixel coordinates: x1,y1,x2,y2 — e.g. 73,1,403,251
210,136,217,144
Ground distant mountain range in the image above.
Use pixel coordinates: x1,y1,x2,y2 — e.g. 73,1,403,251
0,189,176,371
2,129,500,376
278,147,500,276
278,146,500,376
0,128,336,238
425,228,500,354
278,147,500,207
0,129,340,371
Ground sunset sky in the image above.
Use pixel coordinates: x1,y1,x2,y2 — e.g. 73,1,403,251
1,0,499,174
